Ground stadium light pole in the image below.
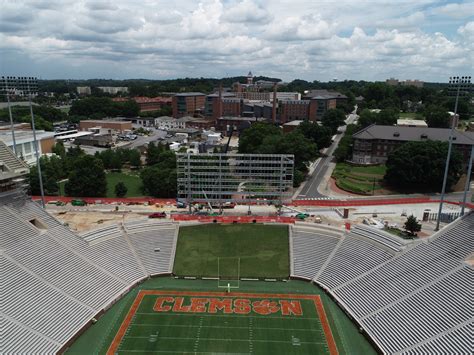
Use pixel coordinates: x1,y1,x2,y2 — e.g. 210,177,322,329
26,77,46,209
460,145,473,216
435,76,471,231
2,77,18,155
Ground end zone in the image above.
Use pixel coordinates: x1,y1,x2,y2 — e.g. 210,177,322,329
107,290,338,355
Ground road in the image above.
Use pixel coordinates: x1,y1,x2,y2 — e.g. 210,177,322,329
297,111,359,199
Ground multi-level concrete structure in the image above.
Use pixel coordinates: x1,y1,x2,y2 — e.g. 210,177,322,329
177,153,294,205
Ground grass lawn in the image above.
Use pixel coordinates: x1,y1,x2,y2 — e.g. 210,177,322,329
332,163,388,195
399,112,424,119
173,224,289,278
105,171,143,198
66,278,376,355
58,171,144,197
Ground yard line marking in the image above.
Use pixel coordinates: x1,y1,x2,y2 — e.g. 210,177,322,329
120,336,327,344
107,290,333,355
131,324,321,332
135,312,321,320
194,316,203,352
117,351,249,354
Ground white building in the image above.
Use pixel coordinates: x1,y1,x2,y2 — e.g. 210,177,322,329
76,86,91,95
0,130,55,165
396,119,428,127
275,92,301,101
97,87,129,95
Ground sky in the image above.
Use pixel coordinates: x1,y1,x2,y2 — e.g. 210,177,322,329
0,0,473,82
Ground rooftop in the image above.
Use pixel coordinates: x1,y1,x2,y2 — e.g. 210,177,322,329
283,120,304,126
353,124,474,145
175,92,206,97
304,89,348,100
0,130,55,145
397,119,428,127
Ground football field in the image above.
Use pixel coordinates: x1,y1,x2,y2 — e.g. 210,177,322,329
107,290,337,355
173,224,289,278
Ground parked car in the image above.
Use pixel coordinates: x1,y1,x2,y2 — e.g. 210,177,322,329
149,212,166,218
71,199,87,206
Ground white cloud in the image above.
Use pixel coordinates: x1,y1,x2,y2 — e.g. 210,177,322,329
0,0,472,81
221,0,271,23
265,14,335,41
431,2,474,19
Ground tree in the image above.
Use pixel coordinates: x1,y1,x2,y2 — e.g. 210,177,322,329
424,106,450,128
51,141,66,158
114,182,128,197
65,155,107,197
238,123,318,187
334,124,357,162
321,108,346,134
29,156,63,196
146,142,162,166
377,109,398,125
358,108,397,128
140,166,177,197
385,141,463,192
238,123,281,154
297,121,332,149
129,149,142,169
404,215,421,236
110,154,122,171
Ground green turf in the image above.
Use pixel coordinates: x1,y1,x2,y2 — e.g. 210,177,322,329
66,278,377,355
105,171,143,198
173,224,289,278
58,171,143,198
398,112,424,119
332,163,389,195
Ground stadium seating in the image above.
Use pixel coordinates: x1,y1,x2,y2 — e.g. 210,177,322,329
350,224,409,252
291,214,473,354
1,193,472,354
124,220,177,275
1,315,60,354
291,225,342,279
1,199,178,354
316,236,394,289
0,205,39,250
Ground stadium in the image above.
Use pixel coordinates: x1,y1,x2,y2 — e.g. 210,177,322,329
1,143,473,354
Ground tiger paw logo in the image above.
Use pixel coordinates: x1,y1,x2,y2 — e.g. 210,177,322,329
252,300,280,315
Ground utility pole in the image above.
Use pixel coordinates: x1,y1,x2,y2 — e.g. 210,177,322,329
2,77,18,155
436,76,471,230
461,145,474,216
27,77,46,208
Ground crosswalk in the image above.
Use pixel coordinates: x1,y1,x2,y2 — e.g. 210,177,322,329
297,197,337,201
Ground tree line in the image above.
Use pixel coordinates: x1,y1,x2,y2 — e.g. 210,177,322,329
29,141,178,198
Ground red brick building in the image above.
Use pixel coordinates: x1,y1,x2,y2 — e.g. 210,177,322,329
134,97,171,112
112,97,172,112
279,100,310,124
309,97,337,121
278,97,336,123
172,93,206,118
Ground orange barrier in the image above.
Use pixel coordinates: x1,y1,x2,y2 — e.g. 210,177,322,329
33,195,473,210
171,215,296,224
32,196,175,205
291,197,433,207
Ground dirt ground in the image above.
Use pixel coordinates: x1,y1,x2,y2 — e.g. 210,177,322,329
50,210,151,232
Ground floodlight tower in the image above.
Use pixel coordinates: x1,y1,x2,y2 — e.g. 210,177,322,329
1,77,18,155
461,145,473,216
435,76,471,230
